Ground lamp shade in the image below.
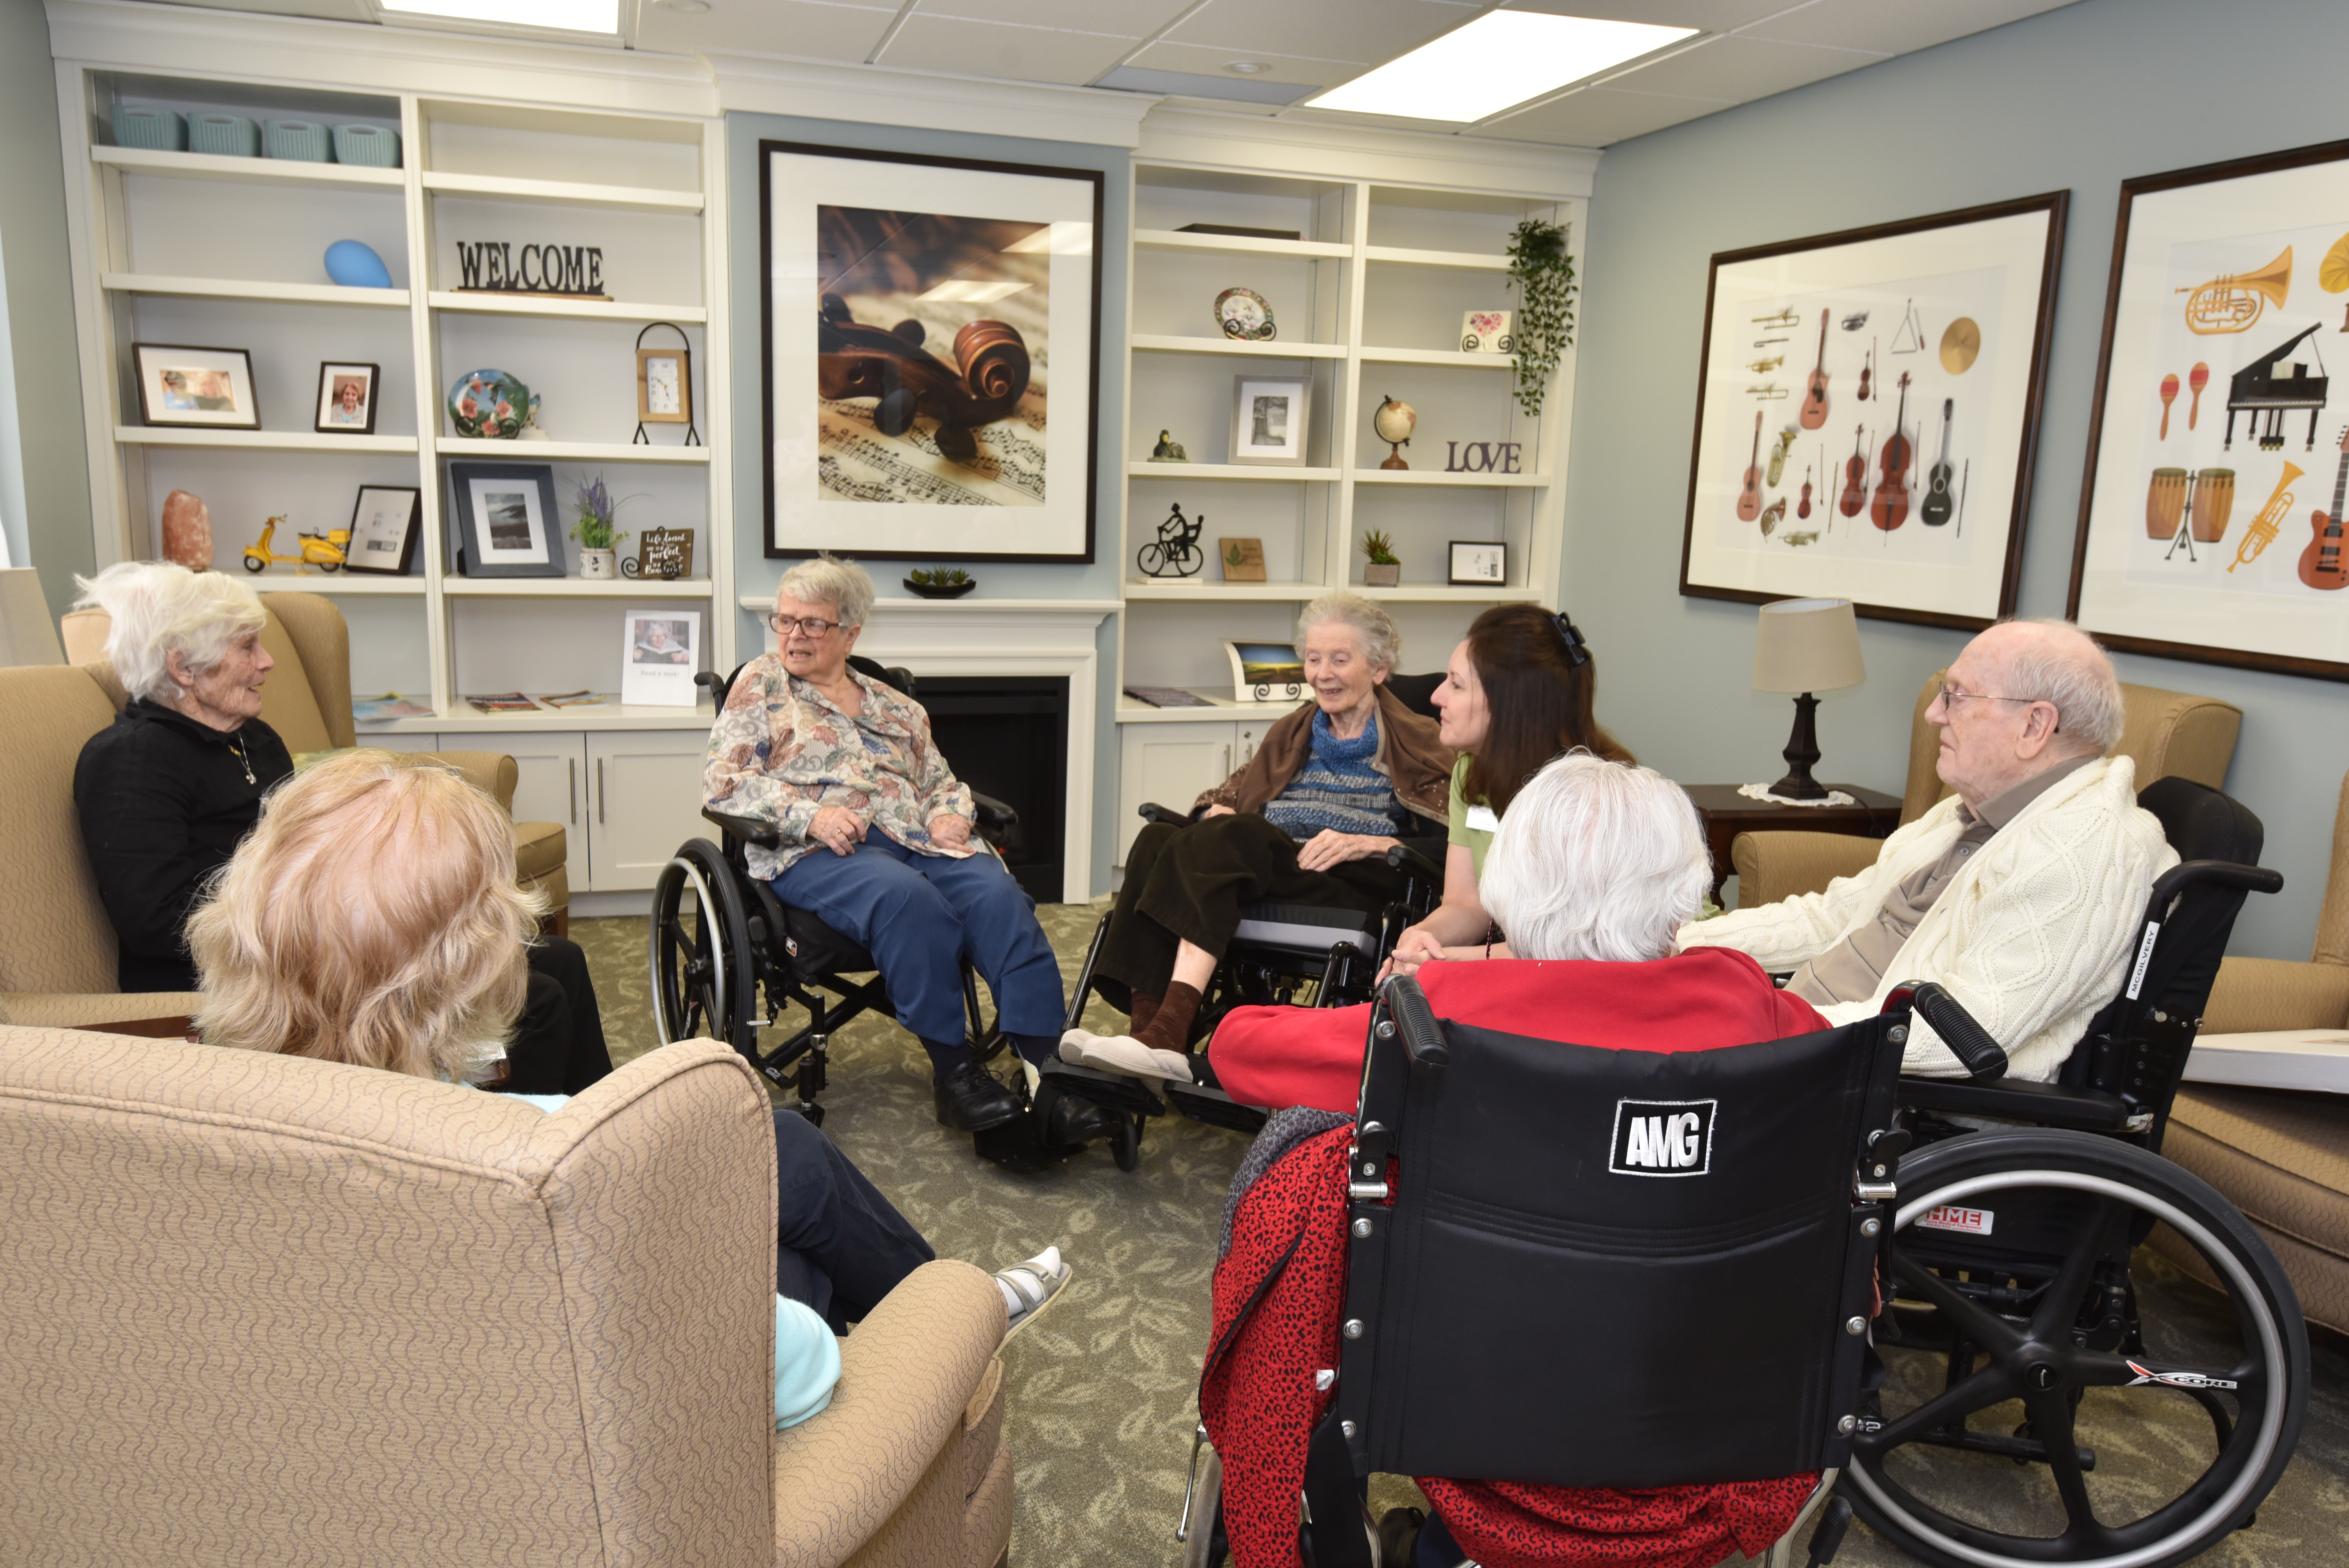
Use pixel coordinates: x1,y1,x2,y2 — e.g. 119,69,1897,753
1753,597,1864,694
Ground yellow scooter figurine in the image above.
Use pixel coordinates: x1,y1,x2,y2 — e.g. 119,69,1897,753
241,515,348,573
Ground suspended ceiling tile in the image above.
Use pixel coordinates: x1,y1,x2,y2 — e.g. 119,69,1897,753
1736,0,2081,54
921,0,1191,35
634,0,895,62
1605,31,1880,101
1499,0,1807,32
878,16,1141,85
1125,38,1368,89
1164,0,1472,64
1481,84,1734,146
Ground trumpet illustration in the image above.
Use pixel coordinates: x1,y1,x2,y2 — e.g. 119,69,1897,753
2229,461,2303,572
1746,355,1784,373
2179,247,2292,336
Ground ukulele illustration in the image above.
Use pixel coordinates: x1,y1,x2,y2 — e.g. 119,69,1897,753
1800,309,1830,430
1737,408,1763,522
1921,399,1956,526
1871,372,1914,531
2299,425,2349,591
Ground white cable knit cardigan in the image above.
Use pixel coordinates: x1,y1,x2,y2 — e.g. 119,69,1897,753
1678,755,2177,1082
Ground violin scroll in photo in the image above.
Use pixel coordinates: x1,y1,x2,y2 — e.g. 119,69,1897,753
815,292,1032,465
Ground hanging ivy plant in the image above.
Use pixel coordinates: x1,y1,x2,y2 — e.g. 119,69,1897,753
1505,217,1577,419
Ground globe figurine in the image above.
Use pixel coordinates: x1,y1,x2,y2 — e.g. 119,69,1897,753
1373,394,1417,471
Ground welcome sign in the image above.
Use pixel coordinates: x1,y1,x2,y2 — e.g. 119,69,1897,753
454,241,609,299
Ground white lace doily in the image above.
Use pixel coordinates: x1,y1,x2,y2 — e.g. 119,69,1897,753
1738,782,1858,808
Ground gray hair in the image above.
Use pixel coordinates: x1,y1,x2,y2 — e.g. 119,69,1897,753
775,553,875,629
1479,753,1711,964
72,561,264,706
2003,618,2124,755
1295,590,1399,674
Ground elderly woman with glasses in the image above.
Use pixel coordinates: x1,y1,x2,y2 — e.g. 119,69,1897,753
704,555,1095,1142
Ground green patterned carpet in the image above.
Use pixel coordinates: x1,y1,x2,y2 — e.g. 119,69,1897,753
570,912,2349,1567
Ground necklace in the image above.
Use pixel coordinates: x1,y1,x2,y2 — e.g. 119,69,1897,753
228,734,255,785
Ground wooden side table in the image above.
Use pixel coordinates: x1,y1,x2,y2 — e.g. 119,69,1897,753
1682,784,1903,906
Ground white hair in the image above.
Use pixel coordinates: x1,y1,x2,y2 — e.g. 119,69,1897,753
775,553,875,629
72,561,264,706
1479,752,1711,964
1295,590,1400,674
2001,618,2124,755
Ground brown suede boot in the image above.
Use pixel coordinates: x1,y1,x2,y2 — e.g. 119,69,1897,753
1131,981,1201,1057
1128,991,1161,1034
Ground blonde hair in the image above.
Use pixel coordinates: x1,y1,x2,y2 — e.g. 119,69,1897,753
775,553,875,629
1479,752,1711,964
190,750,544,1081
73,560,264,705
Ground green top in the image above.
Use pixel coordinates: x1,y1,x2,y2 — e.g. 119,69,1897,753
1446,754,1498,882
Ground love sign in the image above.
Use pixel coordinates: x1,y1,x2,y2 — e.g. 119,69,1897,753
1444,441,1523,474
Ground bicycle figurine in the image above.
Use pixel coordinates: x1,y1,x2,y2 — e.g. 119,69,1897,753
1136,503,1205,579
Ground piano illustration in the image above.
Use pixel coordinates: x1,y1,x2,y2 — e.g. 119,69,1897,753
2225,324,2330,452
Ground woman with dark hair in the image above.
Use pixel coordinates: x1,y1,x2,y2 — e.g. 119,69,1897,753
1383,602,1631,976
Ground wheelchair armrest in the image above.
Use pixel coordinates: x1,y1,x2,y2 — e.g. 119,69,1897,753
1889,980,2008,1080
1384,841,1447,886
1137,801,1196,827
969,792,1017,835
702,806,781,849
1895,1075,2133,1131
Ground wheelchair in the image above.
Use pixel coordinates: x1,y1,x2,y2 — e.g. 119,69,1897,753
1179,774,2312,1568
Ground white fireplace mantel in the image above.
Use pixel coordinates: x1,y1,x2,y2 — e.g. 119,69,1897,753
737,597,1119,902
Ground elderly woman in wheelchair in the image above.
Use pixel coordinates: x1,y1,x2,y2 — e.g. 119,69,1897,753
703,555,1110,1147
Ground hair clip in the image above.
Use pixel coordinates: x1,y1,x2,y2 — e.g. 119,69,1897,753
1553,613,1590,668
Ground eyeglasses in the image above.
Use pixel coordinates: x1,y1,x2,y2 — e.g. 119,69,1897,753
1935,682,2042,710
765,613,842,638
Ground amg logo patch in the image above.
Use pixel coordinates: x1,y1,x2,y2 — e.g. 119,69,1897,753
1609,1099,1716,1176
1915,1204,1994,1237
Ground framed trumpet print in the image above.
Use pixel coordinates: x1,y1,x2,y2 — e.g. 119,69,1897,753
2069,139,2349,681
760,140,1104,562
1678,193,2067,629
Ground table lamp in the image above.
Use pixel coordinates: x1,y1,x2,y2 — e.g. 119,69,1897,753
1752,597,1865,801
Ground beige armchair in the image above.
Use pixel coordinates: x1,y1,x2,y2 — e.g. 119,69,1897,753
2200,769,2349,1035
0,1028,1013,1567
1729,668,2242,908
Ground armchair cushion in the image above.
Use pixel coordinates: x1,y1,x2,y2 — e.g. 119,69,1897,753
2202,956,2349,1035
0,989,203,1028
1729,830,1881,912
2162,1084,2349,1335
0,665,127,999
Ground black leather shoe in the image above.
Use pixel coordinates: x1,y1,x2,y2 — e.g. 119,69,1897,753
935,1062,1025,1133
1043,1090,1120,1146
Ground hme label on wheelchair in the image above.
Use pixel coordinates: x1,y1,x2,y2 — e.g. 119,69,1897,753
1608,1098,1715,1176
1914,1202,1994,1236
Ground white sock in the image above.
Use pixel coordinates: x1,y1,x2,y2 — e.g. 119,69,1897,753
997,1278,1022,1316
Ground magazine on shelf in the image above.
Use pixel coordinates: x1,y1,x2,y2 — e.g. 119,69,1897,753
351,693,435,722
465,692,542,714
538,690,611,709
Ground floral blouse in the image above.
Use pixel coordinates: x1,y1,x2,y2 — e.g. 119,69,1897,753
703,656,977,880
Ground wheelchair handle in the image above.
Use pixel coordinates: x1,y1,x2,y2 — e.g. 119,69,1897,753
1136,801,1196,827
1890,980,2008,1080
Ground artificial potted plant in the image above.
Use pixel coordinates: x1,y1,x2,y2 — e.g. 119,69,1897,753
569,473,638,580
1363,529,1402,588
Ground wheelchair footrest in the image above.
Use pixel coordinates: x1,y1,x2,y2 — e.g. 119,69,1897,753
1041,1060,1166,1118
1165,1082,1269,1135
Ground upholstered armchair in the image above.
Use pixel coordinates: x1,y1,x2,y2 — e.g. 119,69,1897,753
1729,668,2242,909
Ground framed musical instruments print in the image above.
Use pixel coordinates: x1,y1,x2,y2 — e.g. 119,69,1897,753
760,140,1105,562
1679,193,2067,629
2070,139,2349,681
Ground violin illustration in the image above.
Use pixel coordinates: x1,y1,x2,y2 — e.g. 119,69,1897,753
1838,424,1868,519
1800,309,1830,430
1871,372,1914,531
815,292,1030,465
1797,464,1813,520
1737,408,1763,523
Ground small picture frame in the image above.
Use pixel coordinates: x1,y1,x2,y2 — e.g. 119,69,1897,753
1448,539,1508,586
1460,310,1515,355
637,345,692,424
1224,640,1307,704
448,462,564,578
314,361,380,434
1217,536,1267,582
132,343,259,429
628,526,696,580
1230,374,1309,466
342,485,420,575
621,609,701,707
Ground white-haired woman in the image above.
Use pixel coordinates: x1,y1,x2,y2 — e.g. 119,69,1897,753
1209,753,1827,1114
71,561,611,1096
704,555,1083,1142
1062,592,1453,1078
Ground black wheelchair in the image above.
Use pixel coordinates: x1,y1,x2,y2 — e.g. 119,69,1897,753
1181,775,2312,1568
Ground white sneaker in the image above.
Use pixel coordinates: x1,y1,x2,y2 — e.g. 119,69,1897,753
994,1245,1070,1343
1062,1032,1194,1083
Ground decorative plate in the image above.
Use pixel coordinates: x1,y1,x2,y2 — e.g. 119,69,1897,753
1214,287,1276,342
446,367,536,440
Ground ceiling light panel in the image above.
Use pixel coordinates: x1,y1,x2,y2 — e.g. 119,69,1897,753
1306,11,1697,122
380,0,617,31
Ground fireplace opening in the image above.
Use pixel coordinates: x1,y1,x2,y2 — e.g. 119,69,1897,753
918,675,1069,902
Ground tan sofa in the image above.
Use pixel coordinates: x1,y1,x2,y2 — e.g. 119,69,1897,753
0,1026,1014,1567
1729,668,2242,908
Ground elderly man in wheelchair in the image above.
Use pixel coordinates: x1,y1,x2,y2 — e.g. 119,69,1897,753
1187,622,2308,1568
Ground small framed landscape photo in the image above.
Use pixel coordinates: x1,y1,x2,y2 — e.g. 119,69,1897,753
1449,539,1508,586
314,361,380,434
343,485,421,575
1230,374,1309,466
133,343,259,429
637,344,692,424
448,462,564,578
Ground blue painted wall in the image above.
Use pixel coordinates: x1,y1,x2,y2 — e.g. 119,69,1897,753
1561,0,2349,958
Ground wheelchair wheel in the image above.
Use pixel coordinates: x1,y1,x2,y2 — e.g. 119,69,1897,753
1846,1128,2308,1568
649,839,753,1049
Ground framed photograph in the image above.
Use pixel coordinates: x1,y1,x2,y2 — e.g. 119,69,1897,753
621,609,700,707
343,485,420,576
1449,539,1508,585
1231,374,1310,467
447,462,563,578
637,345,692,424
761,139,1104,562
1224,640,1306,704
1460,309,1514,354
1678,193,2068,629
132,343,260,430
314,361,379,435
1218,536,1267,581
2069,139,2349,681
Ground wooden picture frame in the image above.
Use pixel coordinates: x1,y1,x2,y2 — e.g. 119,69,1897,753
314,361,379,435
342,484,419,575
2068,138,2349,682
761,139,1104,562
1217,536,1267,581
1230,374,1310,466
1449,539,1508,586
448,462,564,578
636,345,692,424
132,343,260,430
1678,193,2067,629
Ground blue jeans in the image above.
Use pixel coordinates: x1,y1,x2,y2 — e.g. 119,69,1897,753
773,828,1065,1055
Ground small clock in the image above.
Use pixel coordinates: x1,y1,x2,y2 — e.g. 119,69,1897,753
636,346,692,424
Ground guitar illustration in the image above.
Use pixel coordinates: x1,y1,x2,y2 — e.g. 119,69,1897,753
1921,399,1956,526
1737,408,1763,522
1871,372,1914,531
1838,424,1868,519
2299,425,2349,591
1800,309,1830,430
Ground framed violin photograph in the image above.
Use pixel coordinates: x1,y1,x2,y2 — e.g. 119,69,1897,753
2069,139,2349,681
1677,192,2067,629
760,139,1105,563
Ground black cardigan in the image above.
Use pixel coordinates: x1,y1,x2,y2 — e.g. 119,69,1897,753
73,698,294,992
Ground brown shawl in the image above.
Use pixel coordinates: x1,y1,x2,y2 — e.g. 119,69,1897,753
1192,686,1453,825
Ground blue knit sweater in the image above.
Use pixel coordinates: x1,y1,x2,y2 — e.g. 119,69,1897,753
1261,712,1403,840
